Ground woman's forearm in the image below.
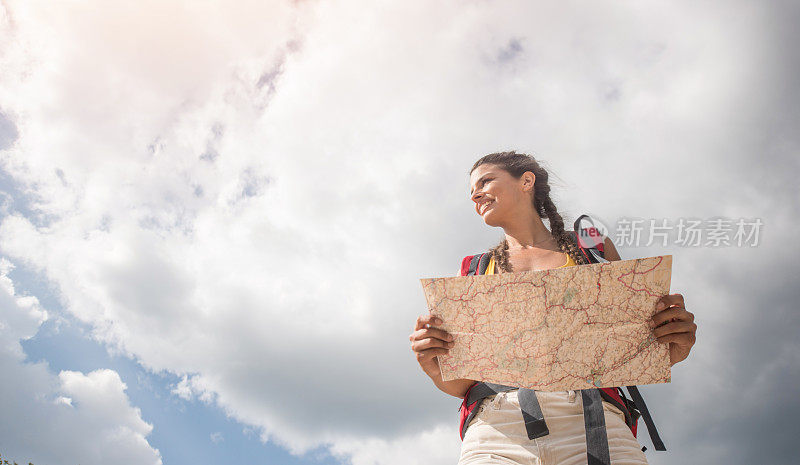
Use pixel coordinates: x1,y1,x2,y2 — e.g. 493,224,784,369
431,375,477,399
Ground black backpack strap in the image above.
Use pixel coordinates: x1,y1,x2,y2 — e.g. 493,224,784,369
625,386,666,451
467,253,492,276
461,382,550,441
460,382,517,439
581,389,612,465
597,387,634,429
518,388,549,439
568,214,608,263
464,382,515,405
478,252,491,274
467,254,481,275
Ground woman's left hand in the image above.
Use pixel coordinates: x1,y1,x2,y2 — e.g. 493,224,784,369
651,293,696,366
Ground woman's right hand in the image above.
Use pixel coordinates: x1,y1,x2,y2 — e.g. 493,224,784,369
409,314,455,379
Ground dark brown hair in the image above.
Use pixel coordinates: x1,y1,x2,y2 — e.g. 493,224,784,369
470,150,588,272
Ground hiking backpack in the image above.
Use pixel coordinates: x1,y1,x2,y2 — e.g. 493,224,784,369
456,215,666,464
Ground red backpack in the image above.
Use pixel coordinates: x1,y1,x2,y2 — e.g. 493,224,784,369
455,216,665,464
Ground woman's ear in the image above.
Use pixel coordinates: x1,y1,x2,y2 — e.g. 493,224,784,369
521,171,536,192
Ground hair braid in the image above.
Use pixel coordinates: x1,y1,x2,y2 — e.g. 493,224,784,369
540,192,590,266
470,151,589,272
489,238,511,274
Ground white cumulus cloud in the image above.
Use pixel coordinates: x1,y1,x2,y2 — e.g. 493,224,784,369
0,1,797,464
0,258,161,465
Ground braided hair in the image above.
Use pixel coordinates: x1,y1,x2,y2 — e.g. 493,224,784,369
470,151,589,272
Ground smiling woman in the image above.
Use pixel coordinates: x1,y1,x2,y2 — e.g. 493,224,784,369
409,151,697,465
467,153,593,273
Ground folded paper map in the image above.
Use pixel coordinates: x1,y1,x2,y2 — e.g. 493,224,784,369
419,255,672,391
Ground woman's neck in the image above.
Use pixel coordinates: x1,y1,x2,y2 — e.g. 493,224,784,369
503,215,558,252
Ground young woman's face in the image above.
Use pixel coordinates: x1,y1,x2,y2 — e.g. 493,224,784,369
469,164,533,226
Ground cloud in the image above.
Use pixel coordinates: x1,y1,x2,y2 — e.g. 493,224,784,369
0,258,161,465
0,1,797,464
0,111,18,151
329,425,461,465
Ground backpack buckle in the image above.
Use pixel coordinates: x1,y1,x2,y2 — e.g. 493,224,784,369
629,406,642,425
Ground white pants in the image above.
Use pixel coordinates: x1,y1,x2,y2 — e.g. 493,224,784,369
458,390,649,465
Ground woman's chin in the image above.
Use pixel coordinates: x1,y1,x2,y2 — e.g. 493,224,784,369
482,212,501,227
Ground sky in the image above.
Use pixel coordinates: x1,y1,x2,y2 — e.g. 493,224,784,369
0,1,798,464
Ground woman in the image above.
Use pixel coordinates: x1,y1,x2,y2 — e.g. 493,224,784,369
410,151,697,464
